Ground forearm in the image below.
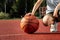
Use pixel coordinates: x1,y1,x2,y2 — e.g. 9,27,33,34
32,0,43,15
53,3,60,17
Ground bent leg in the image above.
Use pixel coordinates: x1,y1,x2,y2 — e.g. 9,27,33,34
42,13,54,26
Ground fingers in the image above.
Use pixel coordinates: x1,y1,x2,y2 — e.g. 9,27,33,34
25,13,35,16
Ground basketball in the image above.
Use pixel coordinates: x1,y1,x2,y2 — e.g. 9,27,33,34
20,13,39,34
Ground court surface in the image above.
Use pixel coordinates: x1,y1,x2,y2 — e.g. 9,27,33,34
0,19,60,40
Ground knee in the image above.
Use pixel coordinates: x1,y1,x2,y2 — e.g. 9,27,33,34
43,15,54,26
42,15,49,26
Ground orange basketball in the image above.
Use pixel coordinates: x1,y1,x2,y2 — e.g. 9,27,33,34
20,13,39,34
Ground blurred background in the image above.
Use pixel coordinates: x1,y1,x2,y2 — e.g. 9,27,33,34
0,0,46,19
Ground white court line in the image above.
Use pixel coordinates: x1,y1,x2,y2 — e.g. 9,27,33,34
0,34,24,36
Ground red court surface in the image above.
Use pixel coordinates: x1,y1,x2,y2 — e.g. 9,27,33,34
0,19,60,40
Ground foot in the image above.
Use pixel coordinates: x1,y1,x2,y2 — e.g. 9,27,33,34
50,22,57,32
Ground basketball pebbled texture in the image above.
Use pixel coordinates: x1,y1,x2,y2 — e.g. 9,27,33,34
20,13,39,34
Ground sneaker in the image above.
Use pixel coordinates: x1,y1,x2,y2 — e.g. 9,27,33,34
50,22,57,32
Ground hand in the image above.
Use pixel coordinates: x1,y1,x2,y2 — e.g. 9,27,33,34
53,13,58,18
25,13,34,17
